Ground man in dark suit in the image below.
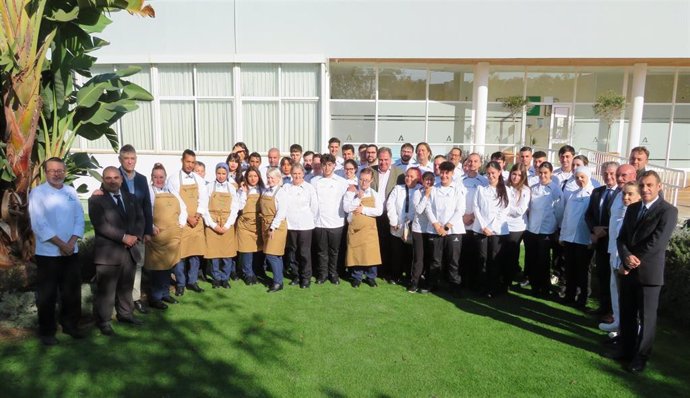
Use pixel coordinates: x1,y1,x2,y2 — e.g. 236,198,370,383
612,170,677,373
584,161,619,322
371,147,405,283
117,145,153,313
89,166,145,336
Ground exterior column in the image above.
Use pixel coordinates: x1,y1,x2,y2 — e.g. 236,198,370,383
473,62,489,155
627,63,647,156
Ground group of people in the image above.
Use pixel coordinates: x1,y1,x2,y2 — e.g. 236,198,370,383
29,139,678,375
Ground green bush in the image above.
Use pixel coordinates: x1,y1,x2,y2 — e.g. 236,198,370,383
660,228,690,326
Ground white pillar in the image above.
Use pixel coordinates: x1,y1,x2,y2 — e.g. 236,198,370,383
473,62,489,156
627,63,647,155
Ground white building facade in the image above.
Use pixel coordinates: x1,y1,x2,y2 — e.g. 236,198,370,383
82,0,690,176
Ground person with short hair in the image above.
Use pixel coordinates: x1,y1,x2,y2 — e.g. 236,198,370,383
433,154,447,182
362,144,378,170
145,163,186,310
448,147,465,181
519,146,535,178
553,145,576,187
280,156,293,184
490,151,509,180
89,166,145,336
343,167,383,287
261,168,290,293
203,163,240,289
168,149,209,296
460,153,488,290
386,167,421,285
358,144,369,167
312,153,349,284
305,153,322,183
290,144,303,165
328,137,344,167
284,163,319,288
341,144,356,161
610,170,678,373
303,151,315,174
29,157,86,345
393,143,415,171
629,146,650,179
529,151,548,186
248,152,262,170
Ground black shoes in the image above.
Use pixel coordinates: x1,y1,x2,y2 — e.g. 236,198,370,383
40,335,59,346
629,358,647,373
363,278,378,288
316,279,326,285
244,275,258,285
230,272,239,281
99,324,115,336
221,280,230,289
162,296,179,304
62,327,86,339
300,281,311,289
149,300,168,310
117,315,144,326
212,280,221,289
329,276,340,285
175,286,185,296
351,280,361,288
289,279,300,286
134,300,148,314
187,283,204,293
268,283,283,293
407,283,418,293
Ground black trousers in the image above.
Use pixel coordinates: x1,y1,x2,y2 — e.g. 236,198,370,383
287,229,313,283
526,232,553,294
93,255,136,326
313,226,343,280
35,254,82,337
563,242,593,305
424,233,462,289
594,237,612,312
390,234,412,281
410,232,427,286
475,233,504,294
376,214,392,279
619,275,661,361
504,231,524,284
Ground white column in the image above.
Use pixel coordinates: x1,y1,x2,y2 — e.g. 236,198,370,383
627,63,647,155
473,62,489,156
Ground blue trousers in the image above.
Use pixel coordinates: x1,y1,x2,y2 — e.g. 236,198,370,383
240,252,255,277
150,270,172,301
174,256,200,287
351,266,377,281
265,255,284,285
211,258,235,281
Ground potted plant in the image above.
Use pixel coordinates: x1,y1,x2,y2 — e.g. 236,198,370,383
593,90,626,152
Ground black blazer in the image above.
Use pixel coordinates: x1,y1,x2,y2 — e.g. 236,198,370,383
585,185,617,233
88,191,145,266
119,168,153,236
617,198,678,286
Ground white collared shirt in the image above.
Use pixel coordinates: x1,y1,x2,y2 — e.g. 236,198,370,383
560,184,594,245
527,180,562,234
386,184,418,237
284,181,318,230
462,173,489,216
607,194,627,263
472,185,509,235
417,182,467,235
29,183,85,257
202,181,240,229
343,187,383,223
507,186,530,232
377,168,392,201
167,170,208,215
313,174,349,229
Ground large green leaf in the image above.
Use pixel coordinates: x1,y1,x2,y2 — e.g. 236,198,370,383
102,99,139,113
114,65,142,78
122,82,153,101
46,6,80,22
76,81,108,109
77,9,112,33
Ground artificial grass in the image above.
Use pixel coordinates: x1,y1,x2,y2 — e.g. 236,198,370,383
1,280,688,397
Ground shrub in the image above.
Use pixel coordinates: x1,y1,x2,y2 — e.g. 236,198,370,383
660,228,690,326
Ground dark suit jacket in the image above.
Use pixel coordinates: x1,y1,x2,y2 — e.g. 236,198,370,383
585,185,617,233
88,191,145,266
119,168,153,236
617,198,678,286
371,166,405,199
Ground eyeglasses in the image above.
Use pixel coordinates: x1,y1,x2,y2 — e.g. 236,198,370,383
46,169,65,174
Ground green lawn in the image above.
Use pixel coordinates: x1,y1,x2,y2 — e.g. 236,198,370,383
1,280,688,397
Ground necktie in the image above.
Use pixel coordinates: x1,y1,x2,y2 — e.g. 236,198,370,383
637,205,648,223
114,194,126,215
600,189,612,224
404,185,410,214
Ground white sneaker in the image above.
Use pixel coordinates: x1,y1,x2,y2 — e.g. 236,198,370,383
608,331,619,339
599,322,619,332
550,275,559,285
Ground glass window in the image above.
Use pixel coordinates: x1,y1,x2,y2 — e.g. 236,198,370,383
641,104,671,161
576,71,625,103
572,104,609,152
330,64,375,100
644,72,675,103
486,103,521,148
429,70,473,101
243,101,278,152
427,102,472,144
330,101,375,143
121,101,154,150
196,64,233,97
378,67,427,100
158,65,193,96
282,64,319,97
197,100,233,152
283,101,318,151
675,73,690,103
670,104,690,168
377,101,426,143
488,71,524,102
160,100,195,150
526,72,575,103
241,64,278,97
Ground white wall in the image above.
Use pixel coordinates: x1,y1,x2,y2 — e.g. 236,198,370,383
98,0,690,62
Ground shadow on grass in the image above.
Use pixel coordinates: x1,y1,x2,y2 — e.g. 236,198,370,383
433,287,690,397
0,296,298,397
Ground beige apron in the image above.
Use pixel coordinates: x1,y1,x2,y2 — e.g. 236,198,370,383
205,188,237,259
144,192,182,270
179,180,206,258
237,192,263,252
259,190,287,256
346,195,381,267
